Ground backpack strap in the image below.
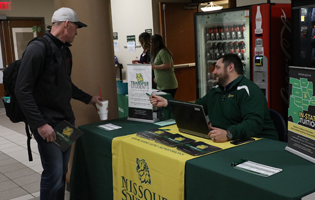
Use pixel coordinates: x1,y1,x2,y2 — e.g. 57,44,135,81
34,36,59,86
25,123,33,161
29,36,58,63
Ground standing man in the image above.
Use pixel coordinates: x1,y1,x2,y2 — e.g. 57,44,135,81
150,53,278,142
15,7,102,200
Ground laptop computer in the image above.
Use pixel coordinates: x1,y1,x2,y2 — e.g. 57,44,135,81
169,100,210,139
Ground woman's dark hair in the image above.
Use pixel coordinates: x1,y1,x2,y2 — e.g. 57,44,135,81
150,34,173,62
139,32,151,51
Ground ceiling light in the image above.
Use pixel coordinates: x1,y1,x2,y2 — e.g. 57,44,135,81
201,2,223,12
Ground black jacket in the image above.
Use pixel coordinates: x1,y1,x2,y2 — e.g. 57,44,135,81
15,31,92,129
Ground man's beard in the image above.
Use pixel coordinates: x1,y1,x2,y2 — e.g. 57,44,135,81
216,69,228,87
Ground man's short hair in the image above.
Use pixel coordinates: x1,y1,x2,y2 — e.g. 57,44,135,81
219,54,244,75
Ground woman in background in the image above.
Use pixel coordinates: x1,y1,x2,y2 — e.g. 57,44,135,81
138,32,151,64
133,32,156,89
150,34,178,98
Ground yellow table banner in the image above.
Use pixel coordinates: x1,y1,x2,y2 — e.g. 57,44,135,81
112,125,259,200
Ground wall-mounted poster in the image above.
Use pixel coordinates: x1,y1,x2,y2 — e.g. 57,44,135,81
286,66,315,164
12,27,37,60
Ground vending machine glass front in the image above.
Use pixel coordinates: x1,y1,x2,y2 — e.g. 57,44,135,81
292,6,315,67
195,9,250,98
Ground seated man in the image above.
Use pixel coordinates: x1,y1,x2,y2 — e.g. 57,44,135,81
149,53,278,143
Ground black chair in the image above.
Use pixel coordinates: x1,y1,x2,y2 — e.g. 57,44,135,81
269,109,288,142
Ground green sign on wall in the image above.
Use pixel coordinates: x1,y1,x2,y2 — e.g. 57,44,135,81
145,29,152,35
127,35,135,42
113,32,118,40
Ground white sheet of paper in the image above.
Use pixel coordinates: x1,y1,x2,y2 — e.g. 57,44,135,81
114,41,119,52
234,160,282,177
127,41,136,52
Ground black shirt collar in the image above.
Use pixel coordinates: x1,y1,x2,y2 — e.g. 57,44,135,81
218,75,243,92
45,31,72,49
225,79,235,91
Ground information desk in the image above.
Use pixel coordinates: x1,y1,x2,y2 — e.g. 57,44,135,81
70,118,315,200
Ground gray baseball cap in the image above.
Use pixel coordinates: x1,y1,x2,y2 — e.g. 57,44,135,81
51,7,87,28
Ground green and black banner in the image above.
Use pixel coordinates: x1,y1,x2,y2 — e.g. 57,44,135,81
286,66,315,163
127,64,154,123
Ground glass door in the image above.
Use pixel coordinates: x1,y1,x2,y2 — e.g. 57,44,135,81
291,6,315,67
194,8,251,98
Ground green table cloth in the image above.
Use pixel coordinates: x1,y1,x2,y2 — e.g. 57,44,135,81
70,118,315,200
185,139,315,200
70,118,160,200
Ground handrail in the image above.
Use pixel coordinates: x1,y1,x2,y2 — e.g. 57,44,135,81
174,63,195,69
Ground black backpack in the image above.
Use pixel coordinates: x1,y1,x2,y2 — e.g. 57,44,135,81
2,36,54,161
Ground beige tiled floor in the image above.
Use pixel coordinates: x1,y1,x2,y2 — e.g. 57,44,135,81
0,105,70,200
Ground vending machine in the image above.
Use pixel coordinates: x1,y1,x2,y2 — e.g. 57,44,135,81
194,3,291,120
291,0,315,68
286,0,315,163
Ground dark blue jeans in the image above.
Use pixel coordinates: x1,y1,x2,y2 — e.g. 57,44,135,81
32,128,71,200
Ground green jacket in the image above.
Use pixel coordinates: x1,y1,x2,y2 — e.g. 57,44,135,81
195,75,278,140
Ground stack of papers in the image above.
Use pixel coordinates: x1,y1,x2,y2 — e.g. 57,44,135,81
98,123,122,131
232,159,282,177
176,142,222,156
136,129,169,140
152,89,167,95
154,119,176,126
155,133,195,147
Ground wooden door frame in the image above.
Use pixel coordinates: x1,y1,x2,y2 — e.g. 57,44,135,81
0,17,45,97
1,17,45,65
158,2,197,102
159,2,197,65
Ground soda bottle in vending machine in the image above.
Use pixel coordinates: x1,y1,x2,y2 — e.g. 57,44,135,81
206,52,211,62
228,42,234,53
206,28,210,41
220,26,225,40
231,25,236,39
225,26,230,40
236,24,243,39
233,41,239,53
213,42,218,59
211,26,216,40
209,43,214,59
237,52,243,60
240,24,246,39
216,42,221,59
215,26,221,40
235,25,241,39
218,42,224,56
239,41,246,60
223,42,229,54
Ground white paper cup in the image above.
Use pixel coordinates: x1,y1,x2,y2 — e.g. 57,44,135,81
96,100,108,120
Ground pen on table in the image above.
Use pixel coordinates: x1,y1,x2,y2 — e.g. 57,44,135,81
160,129,170,131
230,159,247,167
